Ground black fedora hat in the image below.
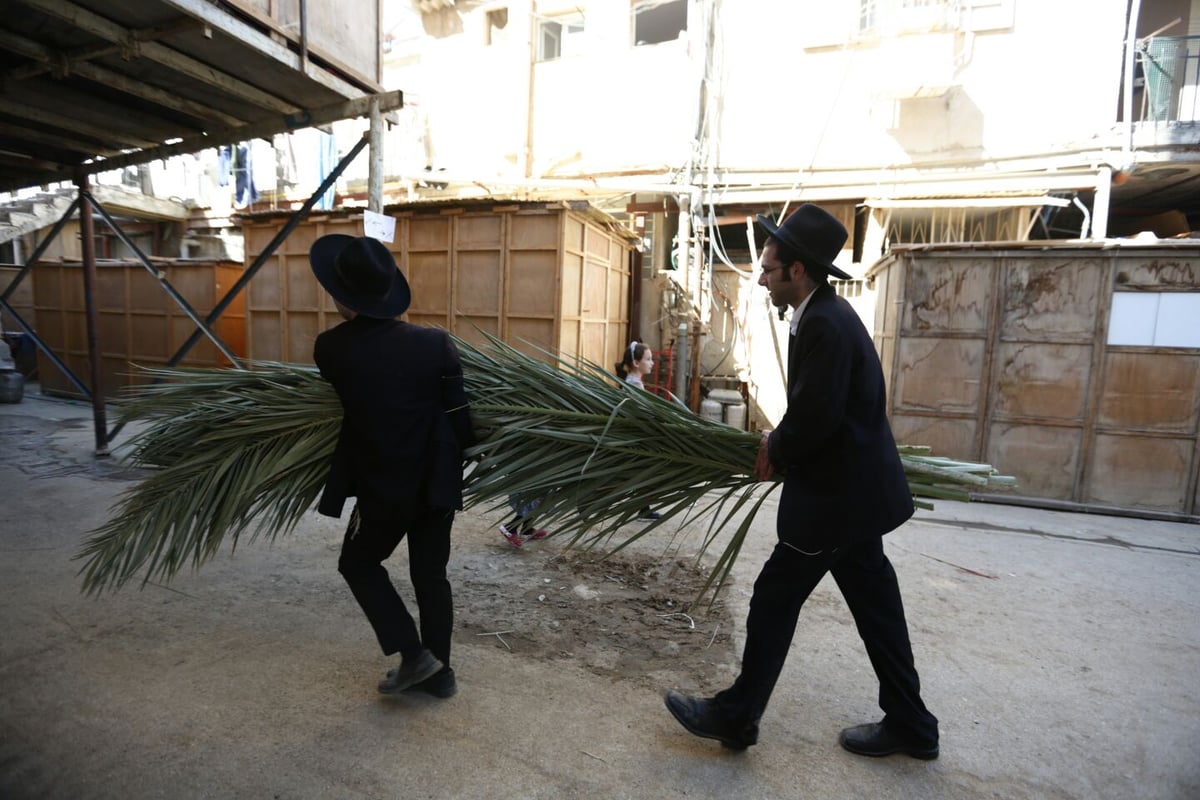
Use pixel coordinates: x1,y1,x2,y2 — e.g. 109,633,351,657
756,204,852,281
309,234,411,319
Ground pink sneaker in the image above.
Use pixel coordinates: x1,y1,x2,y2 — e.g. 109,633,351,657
499,524,523,548
526,528,549,541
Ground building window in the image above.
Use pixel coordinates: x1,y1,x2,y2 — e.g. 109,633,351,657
858,0,877,32
537,13,584,61
633,0,686,46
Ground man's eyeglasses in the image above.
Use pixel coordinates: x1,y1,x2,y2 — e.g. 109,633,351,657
759,263,787,277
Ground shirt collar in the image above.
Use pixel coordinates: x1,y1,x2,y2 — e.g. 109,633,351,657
790,287,817,335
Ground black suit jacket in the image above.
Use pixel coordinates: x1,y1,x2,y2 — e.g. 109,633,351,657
766,284,913,551
313,317,475,518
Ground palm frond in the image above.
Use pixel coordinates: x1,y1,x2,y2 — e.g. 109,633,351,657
74,334,1014,596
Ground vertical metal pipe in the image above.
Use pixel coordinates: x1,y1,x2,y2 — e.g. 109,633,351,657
77,174,109,456
1092,166,1112,239
1123,0,1143,158
524,0,536,179
674,321,688,402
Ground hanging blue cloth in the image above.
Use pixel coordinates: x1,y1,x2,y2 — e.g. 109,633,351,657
233,143,258,207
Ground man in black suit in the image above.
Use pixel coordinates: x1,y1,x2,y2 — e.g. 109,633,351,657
665,204,939,758
310,234,475,699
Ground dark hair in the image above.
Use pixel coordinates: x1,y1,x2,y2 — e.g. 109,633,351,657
616,341,651,379
770,237,829,286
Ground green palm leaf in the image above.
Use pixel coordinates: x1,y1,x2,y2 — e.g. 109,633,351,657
74,333,1013,596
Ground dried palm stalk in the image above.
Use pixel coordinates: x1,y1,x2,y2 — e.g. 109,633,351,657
75,334,1013,596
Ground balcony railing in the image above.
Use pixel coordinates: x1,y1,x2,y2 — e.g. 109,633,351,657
1138,34,1200,123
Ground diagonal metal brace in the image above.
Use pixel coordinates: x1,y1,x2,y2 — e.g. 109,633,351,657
165,132,369,367
0,296,92,397
1,194,82,304
81,191,243,368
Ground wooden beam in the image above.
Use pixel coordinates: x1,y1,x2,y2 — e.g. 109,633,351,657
2,100,156,148
206,0,384,93
0,29,246,129
18,0,298,113
73,90,403,177
159,0,380,97
626,199,680,213
7,76,184,143
0,152,70,172
0,121,106,155
0,18,202,81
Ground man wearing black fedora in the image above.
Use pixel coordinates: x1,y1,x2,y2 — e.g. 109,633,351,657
664,204,939,758
310,234,475,699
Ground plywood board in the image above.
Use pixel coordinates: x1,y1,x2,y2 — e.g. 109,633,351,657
227,0,380,86
410,216,452,251
509,251,558,316
510,214,559,250
582,261,609,318
1000,258,1105,341
1085,433,1193,512
559,252,583,317
508,318,555,359
902,257,991,334
1113,256,1200,289
985,422,1082,500
0,267,34,329
457,251,502,313
242,206,630,376
457,214,503,248
35,259,246,397
992,342,1092,421
890,414,977,460
1100,351,1200,431
408,252,451,314
894,336,985,413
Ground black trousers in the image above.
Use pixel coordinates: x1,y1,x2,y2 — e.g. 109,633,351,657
715,535,938,744
337,504,454,665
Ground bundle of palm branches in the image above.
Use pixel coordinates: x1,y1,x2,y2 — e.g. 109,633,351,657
75,334,1013,596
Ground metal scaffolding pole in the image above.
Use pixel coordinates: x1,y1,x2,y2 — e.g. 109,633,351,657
77,173,110,455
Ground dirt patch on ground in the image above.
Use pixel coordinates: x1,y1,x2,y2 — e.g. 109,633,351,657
450,519,740,693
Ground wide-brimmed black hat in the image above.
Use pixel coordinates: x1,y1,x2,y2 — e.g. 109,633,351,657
756,204,852,281
309,234,411,319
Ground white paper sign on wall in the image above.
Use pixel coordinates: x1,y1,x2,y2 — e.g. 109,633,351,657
364,209,396,243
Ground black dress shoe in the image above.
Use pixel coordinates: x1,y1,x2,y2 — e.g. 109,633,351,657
838,722,939,760
406,667,457,699
378,649,443,694
664,690,757,750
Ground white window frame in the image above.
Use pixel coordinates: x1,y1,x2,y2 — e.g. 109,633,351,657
1108,291,1200,348
537,13,585,61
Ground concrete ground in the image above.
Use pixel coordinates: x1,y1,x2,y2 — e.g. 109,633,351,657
1,388,1198,800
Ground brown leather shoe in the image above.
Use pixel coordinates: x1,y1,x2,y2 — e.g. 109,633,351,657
663,690,758,750
838,722,939,760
